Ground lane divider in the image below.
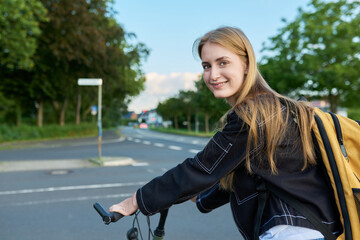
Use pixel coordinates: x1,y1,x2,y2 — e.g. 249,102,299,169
9,193,133,206
0,181,146,196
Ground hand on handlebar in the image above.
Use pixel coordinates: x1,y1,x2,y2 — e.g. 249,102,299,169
109,192,139,216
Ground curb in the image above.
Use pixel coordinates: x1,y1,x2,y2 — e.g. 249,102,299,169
0,157,136,173
88,157,136,167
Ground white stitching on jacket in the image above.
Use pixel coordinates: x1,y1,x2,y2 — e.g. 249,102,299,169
194,141,233,174
139,188,152,215
234,192,259,205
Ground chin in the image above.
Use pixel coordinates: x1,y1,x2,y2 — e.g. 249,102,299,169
213,94,228,99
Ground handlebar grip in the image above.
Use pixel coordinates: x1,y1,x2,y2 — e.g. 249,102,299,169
109,211,124,223
93,202,124,225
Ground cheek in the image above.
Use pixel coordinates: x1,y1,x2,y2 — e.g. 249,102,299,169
203,72,210,83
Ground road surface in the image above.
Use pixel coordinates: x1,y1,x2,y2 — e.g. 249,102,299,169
0,127,241,239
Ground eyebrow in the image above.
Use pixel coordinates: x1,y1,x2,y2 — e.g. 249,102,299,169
202,56,230,64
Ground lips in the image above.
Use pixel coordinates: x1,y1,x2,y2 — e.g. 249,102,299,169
211,81,228,88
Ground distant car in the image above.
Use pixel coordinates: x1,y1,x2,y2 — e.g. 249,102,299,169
139,123,148,129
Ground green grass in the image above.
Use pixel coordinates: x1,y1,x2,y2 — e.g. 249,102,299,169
0,123,98,144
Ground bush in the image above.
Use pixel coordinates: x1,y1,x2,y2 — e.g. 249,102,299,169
0,123,98,143
348,108,360,121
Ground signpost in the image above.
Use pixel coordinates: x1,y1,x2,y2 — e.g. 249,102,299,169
78,78,103,160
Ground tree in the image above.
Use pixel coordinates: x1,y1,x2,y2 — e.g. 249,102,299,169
260,0,360,112
33,0,149,126
0,0,48,70
178,90,197,132
0,0,48,126
157,97,183,130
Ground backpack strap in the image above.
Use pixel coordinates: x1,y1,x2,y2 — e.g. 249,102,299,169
314,113,352,240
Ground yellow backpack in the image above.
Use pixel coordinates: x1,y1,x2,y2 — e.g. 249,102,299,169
253,106,360,240
312,107,360,240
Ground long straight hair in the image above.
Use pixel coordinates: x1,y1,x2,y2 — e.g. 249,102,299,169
194,26,316,190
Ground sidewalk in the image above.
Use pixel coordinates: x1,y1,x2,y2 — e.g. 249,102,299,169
0,129,136,172
0,157,136,172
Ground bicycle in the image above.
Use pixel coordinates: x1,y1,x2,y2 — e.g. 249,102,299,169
93,202,169,240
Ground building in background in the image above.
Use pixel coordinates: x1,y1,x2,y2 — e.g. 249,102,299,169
137,109,164,127
123,111,138,120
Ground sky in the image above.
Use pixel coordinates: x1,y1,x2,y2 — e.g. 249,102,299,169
113,0,311,113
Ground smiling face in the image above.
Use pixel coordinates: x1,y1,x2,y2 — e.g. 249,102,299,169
201,42,248,106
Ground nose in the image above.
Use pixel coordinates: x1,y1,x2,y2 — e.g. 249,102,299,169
210,67,220,81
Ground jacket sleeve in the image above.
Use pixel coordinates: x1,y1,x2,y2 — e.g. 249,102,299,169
196,182,230,213
136,111,249,216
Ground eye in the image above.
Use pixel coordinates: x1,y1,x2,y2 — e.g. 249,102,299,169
220,61,228,66
202,64,210,70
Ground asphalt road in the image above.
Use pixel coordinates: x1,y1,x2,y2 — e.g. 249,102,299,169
0,127,242,240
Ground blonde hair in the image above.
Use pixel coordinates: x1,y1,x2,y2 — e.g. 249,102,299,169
194,26,316,191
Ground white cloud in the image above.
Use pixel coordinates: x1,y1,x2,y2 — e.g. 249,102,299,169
128,72,201,113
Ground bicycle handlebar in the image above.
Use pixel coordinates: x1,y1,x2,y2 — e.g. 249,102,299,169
93,202,124,225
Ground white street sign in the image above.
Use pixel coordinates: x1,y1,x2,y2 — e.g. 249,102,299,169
78,78,103,86
77,77,103,159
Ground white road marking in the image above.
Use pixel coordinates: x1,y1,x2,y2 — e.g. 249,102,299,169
189,149,201,154
0,182,146,196
132,162,149,166
10,193,133,206
142,141,151,145
134,139,141,143
168,145,182,151
154,143,164,147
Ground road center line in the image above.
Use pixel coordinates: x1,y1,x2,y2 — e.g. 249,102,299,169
168,145,182,151
9,193,133,206
189,149,201,154
0,181,146,196
154,143,164,147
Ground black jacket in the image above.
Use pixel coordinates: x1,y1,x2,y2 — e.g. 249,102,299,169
136,108,340,239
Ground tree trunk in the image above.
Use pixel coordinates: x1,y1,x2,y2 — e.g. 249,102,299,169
52,100,60,123
174,114,179,129
37,100,43,127
82,105,92,121
59,98,68,126
329,93,338,113
76,93,81,125
16,102,22,126
204,113,210,134
187,114,191,132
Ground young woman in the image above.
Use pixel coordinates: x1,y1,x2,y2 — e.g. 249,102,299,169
110,26,340,239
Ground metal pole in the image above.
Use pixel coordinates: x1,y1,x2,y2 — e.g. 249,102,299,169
98,84,102,160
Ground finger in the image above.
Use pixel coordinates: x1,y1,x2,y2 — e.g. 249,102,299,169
109,204,121,213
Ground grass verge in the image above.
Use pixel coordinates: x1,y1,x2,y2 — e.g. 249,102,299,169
0,123,98,145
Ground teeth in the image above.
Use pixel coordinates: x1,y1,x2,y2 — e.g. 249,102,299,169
213,82,225,86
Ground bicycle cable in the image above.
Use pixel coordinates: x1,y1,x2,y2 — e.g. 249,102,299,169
146,216,154,240
129,210,155,240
